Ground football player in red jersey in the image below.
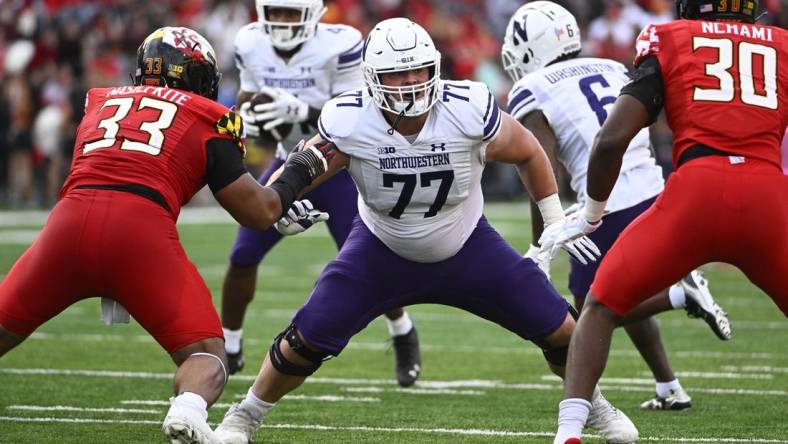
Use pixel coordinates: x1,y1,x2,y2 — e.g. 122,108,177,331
544,0,787,442
0,27,332,444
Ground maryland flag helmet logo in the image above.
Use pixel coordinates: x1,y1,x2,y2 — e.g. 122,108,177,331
216,111,246,158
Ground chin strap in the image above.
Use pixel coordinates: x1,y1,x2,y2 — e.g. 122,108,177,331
386,101,415,135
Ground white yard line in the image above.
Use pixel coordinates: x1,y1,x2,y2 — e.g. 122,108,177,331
2,368,786,397
0,416,786,443
6,405,159,414
24,331,788,359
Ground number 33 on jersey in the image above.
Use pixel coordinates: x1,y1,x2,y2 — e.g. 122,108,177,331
63,86,244,216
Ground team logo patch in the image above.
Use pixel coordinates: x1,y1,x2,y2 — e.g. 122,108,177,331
216,112,246,157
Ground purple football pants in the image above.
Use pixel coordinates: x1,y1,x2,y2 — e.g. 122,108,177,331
568,196,658,299
293,216,570,355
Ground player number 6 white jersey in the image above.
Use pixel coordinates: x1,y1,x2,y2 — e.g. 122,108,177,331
507,57,664,212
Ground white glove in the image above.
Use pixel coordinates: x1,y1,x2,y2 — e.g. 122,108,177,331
537,211,602,265
238,101,261,138
275,199,329,236
524,244,551,281
254,87,309,131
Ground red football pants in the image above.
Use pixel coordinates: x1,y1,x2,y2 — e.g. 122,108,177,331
0,189,222,353
593,156,788,316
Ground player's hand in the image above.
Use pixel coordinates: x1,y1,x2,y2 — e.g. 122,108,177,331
524,244,551,280
275,199,329,235
286,139,336,181
538,212,602,265
254,87,310,130
238,101,261,138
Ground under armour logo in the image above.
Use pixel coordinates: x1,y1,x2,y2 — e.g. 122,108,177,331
300,66,312,74
430,143,446,152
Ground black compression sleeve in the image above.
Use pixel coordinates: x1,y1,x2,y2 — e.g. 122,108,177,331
620,56,665,126
269,162,312,217
205,138,247,193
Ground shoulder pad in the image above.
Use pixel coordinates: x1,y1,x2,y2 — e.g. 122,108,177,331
318,89,366,142
215,111,246,157
507,77,538,121
634,24,661,67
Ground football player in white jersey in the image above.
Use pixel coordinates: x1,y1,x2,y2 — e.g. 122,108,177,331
215,18,639,444
501,1,732,412
223,0,423,387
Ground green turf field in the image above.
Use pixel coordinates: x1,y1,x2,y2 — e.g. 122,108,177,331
0,203,786,443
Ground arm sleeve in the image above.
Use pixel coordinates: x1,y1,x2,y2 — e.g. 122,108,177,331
619,56,665,126
205,138,247,193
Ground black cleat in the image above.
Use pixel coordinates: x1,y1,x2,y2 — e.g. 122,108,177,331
392,327,421,387
227,347,245,375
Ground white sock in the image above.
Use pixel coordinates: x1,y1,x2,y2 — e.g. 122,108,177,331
668,285,686,309
223,328,243,354
656,379,682,398
386,311,413,337
554,398,592,444
240,388,276,421
170,392,208,421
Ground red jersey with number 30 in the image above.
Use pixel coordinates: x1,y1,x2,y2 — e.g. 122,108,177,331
61,86,243,218
634,20,787,169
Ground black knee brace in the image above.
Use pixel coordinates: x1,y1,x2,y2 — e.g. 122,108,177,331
268,323,332,377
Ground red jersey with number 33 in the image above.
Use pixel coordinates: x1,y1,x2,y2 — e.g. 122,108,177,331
634,20,787,169
61,86,244,218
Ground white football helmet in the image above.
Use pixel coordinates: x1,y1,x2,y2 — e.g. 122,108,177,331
501,1,582,81
362,18,441,117
256,0,326,50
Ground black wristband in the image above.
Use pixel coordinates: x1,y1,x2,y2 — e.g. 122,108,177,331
269,161,312,216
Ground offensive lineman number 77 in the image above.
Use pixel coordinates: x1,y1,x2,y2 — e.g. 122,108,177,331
83,97,178,155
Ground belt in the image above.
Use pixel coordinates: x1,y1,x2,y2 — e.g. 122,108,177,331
74,184,172,213
677,144,735,169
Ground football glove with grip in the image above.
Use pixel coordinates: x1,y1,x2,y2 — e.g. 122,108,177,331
238,101,261,138
253,87,309,131
275,199,329,235
538,210,602,265
287,139,335,182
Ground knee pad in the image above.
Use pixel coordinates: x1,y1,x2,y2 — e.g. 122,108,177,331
268,323,332,377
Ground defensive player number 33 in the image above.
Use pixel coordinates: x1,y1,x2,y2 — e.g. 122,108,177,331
383,170,454,219
693,37,777,109
84,97,178,155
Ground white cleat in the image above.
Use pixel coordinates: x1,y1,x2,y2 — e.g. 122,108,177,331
215,403,263,444
680,270,732,341
162,405,222,444
586,391,639,443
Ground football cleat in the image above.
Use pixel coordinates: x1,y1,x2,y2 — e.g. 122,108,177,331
393,327,422,387
640,387,693,411
680,270,732,340
586,391,639,443
162,405,222,444
215,402,263,444
227,347,245,375
563,439,582,444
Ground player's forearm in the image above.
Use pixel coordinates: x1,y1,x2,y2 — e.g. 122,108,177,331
586,133,623,202
530,200,545,245
516,151,559,203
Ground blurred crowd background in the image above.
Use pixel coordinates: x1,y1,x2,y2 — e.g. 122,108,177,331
0,0,786,208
